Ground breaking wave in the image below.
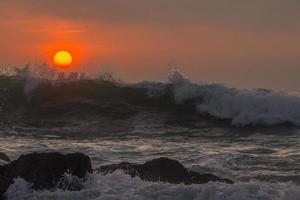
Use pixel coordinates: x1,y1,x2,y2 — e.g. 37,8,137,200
1,65,300,126
165,69,300,126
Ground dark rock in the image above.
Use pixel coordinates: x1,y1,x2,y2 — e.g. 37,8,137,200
138,157,189,184
0,175,13,200
2,152,92,190
98,157,233,184
0,153,10,163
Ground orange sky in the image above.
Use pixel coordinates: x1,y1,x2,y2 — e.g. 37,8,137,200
1,1,300,91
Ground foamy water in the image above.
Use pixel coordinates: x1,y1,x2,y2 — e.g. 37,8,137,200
5,172,300,200
1,119,300,199
138,69,300,126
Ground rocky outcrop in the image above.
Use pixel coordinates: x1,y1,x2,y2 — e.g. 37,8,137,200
0,175,12,200
98,157,233,184
2,152,92,189
0,154,233,199
0,152,92,199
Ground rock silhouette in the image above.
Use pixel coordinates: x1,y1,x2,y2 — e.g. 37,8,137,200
0,152,92,199
98,157,233,184
0,154,233,199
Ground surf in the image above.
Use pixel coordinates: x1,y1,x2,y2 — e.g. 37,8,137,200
1,65,300,127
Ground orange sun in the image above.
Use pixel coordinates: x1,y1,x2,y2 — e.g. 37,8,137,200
53,50,73,67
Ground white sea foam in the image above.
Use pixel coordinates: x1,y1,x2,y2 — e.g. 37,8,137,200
142,69,300,126
5,171,300,200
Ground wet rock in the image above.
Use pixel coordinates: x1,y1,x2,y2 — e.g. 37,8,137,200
2,152,92,190
0,153,10,164
0,175,12,200
138,157,190,184
98,157,233,184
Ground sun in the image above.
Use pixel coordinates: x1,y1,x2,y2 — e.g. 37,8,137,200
53,50,73,67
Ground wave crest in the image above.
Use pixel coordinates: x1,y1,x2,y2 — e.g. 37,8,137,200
165,69,300,126
1,65,300,126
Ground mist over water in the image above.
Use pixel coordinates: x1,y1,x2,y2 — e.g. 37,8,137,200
1,65,300,199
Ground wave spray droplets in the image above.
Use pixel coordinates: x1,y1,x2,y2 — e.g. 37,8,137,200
143,68,300,126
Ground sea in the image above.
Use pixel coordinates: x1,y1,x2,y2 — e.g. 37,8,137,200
0,67,300,200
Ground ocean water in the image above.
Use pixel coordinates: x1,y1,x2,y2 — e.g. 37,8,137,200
1,68,300,199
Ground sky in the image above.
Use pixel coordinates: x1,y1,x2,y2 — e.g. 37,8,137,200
1,0,300,91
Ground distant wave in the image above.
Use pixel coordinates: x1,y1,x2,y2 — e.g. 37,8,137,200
1,65,300,126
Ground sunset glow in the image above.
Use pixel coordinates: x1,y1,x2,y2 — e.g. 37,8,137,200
1,1,300,90
53,50,73,67
1,2,300,198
